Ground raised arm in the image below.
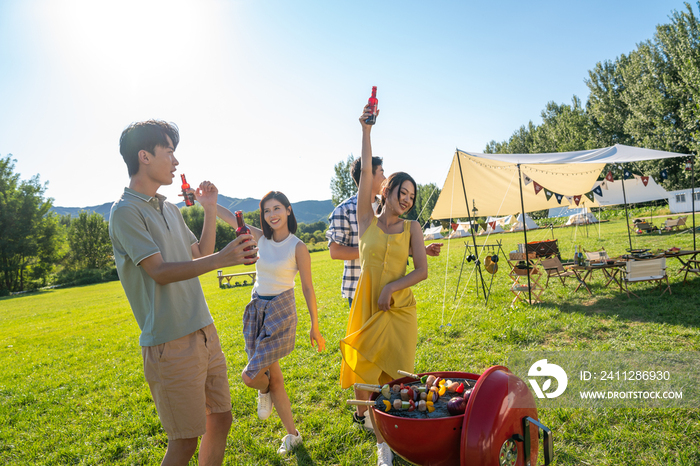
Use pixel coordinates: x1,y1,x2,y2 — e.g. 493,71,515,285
377,221,428,311
190,181,218,258
356,104,378,237
295,241,326,352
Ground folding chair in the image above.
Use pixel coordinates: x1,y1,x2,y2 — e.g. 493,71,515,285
663,218,680,231
584,248,609,263
540,257,576,288
621,257,671,298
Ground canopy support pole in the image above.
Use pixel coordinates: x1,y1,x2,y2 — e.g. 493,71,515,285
621,167,633,252
692,156,696,250
517,164,533,304
456,153,488,301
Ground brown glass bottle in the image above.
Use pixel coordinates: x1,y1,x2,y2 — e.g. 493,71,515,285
235,210,257,264
365,86,378,125
180,174,195,206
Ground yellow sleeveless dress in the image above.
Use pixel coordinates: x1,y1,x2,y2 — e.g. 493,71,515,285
340,217,417,388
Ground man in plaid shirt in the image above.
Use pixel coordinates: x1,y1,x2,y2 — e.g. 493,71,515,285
327,157,442,308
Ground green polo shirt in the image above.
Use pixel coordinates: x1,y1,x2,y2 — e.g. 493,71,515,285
109,187,213,346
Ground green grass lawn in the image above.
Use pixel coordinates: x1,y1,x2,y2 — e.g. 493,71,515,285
1,218,699,465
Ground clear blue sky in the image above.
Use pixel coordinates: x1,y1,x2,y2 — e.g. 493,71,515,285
0,0,689,207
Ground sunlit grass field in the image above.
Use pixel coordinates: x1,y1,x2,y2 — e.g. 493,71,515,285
1,218,699,465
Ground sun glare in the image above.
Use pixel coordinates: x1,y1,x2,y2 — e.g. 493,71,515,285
38,0,227,93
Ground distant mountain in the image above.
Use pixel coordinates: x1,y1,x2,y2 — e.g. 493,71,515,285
50,194,334,225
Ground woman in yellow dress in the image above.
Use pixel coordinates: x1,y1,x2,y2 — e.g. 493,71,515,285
339,104,428,466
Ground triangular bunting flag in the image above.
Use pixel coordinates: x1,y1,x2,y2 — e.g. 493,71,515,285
565,196,574,205
574,195,582,206
545,190,554,201
533,181,543,195
523,174,532,186
623,169,632,179
555,193,564,204
660,168,668,180
600,181,608,190
592,186,603,197
605,171,614,182
641,176,649,186
585,192,595,202
489,221,496,229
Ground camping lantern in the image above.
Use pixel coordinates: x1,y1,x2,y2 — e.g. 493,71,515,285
369,366,553,466
686,158,694,171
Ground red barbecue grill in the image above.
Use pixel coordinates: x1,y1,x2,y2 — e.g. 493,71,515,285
369,366,553,466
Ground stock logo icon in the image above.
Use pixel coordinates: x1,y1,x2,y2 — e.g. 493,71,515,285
528,359,568,399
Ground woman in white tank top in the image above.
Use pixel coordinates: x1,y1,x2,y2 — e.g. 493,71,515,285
217,191,325,456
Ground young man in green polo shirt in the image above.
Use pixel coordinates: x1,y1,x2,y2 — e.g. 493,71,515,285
109,120,257,466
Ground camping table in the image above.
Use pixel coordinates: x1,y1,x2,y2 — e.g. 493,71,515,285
663,250,700,282
570,262,627,294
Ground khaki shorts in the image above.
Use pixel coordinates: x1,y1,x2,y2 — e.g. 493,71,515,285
142,323,232,440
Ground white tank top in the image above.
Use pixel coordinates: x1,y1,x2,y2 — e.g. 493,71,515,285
252,234,302,296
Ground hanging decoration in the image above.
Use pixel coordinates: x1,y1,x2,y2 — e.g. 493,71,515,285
660,168,669,180
522,167,659,211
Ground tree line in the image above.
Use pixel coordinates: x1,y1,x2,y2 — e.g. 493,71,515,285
0,155,331,294
485,3,700,191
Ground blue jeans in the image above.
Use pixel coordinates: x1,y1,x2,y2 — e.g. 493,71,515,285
348,297,353,308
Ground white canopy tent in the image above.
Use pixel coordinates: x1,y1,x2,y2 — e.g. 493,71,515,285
423,225,444,240
566,209,599,225
510,213,539,231
432,144,685,220
592,175,668,207
431,144,689,304
478,223,504,235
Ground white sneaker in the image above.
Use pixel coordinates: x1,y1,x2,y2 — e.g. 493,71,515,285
257,391,273,420
278,430,302,455
377,442,393,466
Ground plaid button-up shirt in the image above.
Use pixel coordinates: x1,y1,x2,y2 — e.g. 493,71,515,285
326,195,360,299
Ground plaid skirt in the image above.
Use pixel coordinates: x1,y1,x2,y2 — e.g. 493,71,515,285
242,288,297,380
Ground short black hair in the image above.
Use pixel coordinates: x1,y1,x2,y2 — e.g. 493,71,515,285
119,120,180,177
351,156,383,186
259,191,298,240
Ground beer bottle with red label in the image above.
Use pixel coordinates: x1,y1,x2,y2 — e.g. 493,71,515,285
181,174,195,206
365,86,378,125
235,210,257,264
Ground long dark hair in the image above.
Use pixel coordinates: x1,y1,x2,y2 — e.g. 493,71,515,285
259,191,297,239
378,172,417,215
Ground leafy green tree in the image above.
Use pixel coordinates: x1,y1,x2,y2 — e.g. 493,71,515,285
67,212,112,270
244,209,261,229
330,154,357,206
0,155,63,292
404,183,442,227
297,220,328,235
